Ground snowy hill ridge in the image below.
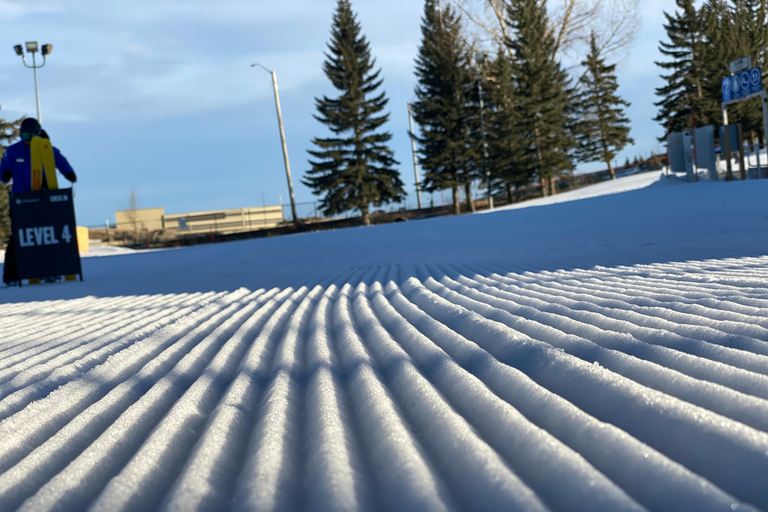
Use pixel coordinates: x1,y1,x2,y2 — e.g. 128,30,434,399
1,172,768,511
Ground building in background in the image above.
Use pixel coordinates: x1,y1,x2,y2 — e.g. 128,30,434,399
115,208,165,233
114,205,284,236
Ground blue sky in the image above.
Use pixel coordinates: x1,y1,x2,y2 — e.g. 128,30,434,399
0,0,670,226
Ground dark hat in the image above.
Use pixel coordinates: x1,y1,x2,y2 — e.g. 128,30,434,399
20,118,41,136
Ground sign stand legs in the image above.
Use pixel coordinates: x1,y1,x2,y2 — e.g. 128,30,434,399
722,89,768,181
738,124,746,180
762,91,768,178
723,107,734,181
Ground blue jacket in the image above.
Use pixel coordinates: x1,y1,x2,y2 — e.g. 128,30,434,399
0,140,76,193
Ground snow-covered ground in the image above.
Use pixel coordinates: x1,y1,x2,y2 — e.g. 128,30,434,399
494,169,664,210
2,171,768,511
0,242,136,263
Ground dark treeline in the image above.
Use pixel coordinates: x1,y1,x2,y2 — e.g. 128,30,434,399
655,0,768,142
307,0,635,221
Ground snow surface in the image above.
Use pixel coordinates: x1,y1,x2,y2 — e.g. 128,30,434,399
1,171,768,511
0,243,137,262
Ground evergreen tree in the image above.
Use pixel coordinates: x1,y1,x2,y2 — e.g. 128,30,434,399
412,0,479,215
698,0,734,127
506,0,574,197
573,34,634,179
484,45,530,202
654,0,710,137
729,0,768,141
696,0,768,143
304,0,404,226
0,108,22,241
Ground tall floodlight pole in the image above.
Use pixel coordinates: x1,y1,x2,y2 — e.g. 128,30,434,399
252,63,298,223
475,53,493,210
13,42,52,124
407,102,423,210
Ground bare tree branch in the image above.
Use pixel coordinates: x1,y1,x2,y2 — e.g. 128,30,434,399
553,0,578,55
445,0,640,63
453,0,506,41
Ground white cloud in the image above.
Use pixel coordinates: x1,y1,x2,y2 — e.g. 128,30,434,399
122,43,154,58
1,0,421,124
0,0,61,19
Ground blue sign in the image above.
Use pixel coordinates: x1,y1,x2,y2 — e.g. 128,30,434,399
722,67,763,103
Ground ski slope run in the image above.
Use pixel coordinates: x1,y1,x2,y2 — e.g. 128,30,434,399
2,260,768,511
2,172,768,511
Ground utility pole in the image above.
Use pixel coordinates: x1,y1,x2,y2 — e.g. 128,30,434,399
252,63,298,223
407,102,423,210
475,53,493,210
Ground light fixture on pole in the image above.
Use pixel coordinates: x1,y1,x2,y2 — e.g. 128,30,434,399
475,53,493,210
251,63,298,224
13,41,52,124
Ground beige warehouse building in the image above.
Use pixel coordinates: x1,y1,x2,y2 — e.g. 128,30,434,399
115,205,284,236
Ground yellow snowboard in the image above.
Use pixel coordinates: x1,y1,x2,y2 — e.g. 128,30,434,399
29,136,58,191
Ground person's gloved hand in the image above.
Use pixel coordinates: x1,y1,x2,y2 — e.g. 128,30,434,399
1,169,11,183
65,172,77,183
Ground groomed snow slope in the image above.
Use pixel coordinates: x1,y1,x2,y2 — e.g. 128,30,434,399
1,172,768,511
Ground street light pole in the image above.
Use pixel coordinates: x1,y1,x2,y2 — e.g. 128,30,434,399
407,102,423,210
475,53,493,210
14,42,52,124
252,63,298,224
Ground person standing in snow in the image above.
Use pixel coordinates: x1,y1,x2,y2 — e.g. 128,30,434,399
1,118,77,191
0,118,78,284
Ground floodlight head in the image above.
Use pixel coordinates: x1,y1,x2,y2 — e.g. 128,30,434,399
251,62,272,74
13,45,23,56
42,44,52,56
25,41,39,53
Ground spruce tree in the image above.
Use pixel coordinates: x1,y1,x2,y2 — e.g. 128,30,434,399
573,34,634,180
506,0,574,197
698,0,733,126
0,108,22,241
484,46,529,201
729,0,768,141
304,0,404,226
654,0,710,136
412,0,479,215
697,0,768,143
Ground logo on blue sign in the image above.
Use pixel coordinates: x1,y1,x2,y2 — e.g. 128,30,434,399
722,67,763,103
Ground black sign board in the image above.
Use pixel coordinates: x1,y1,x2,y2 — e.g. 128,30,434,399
9,188,83,281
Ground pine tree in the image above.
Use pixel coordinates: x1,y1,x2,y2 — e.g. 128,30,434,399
698,0,733,126
729,0,768,142
484,46,529,202
506,0,574,197
412,0,479,215
304,0,404,226
0,108,22,241
695,0,768,144
654,0,710,137
573,34,634,179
